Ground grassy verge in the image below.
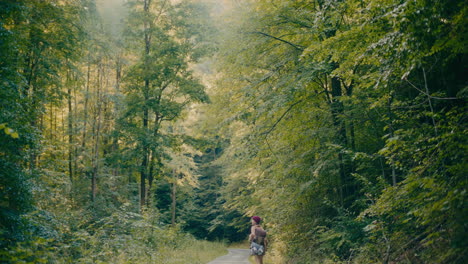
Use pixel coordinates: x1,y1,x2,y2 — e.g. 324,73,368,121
3,209,229,263
228,241,250,249
107,238,228,264
157,239,228,264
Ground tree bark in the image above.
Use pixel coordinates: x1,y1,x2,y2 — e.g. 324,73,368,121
140,0,152,211
82,56,91,149
171,169,177,227
330,75,346,206
386,86,397,186
91,61,103,203
140,149,148,210
113,57,122,177
67,68,74,184
147,116,162,204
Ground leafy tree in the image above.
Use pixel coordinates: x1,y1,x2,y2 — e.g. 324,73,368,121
207,0,467,262
0,0,87,261
119,0,210,211
178,140,249,242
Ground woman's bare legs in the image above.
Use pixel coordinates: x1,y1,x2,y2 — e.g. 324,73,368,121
254,255,264,264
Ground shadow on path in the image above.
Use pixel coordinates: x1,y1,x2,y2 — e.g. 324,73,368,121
207,248,250,264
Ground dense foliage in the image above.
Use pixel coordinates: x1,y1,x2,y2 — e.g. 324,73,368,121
0,0,229,263
1,0,466,263
206,0,467,263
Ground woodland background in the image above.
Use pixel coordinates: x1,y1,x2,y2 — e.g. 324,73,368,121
0,0,466,263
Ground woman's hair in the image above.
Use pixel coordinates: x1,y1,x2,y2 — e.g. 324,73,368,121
252,216,261,224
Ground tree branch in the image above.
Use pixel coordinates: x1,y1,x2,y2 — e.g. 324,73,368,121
261,99,304,137
403,77,459,100
247,31,304,51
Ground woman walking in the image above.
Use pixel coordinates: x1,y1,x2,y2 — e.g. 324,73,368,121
249,216,268,264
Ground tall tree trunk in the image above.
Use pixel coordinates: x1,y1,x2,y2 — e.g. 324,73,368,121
82,56,91,149
140,0,151,211
50,104,54,141
72,77,79,208
140,150,148,210
386,86,397,186
140,88,149,210
67,70,74,184
147,116,161,205
171,169,177,227
346,82,356,152
330,75,346,206
24,28,42,172
113,57,122,177
140,78,149,209
91,61,103,203
147,152,155,206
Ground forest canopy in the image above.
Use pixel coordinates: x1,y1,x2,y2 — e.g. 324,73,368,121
0,0,467,263
206,0,467,263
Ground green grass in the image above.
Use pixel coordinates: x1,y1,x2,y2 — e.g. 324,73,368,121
160,240,228,264
107,239,228,264
228,240,250,249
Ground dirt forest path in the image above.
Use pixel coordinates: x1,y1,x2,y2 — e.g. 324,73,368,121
207,248,251,264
